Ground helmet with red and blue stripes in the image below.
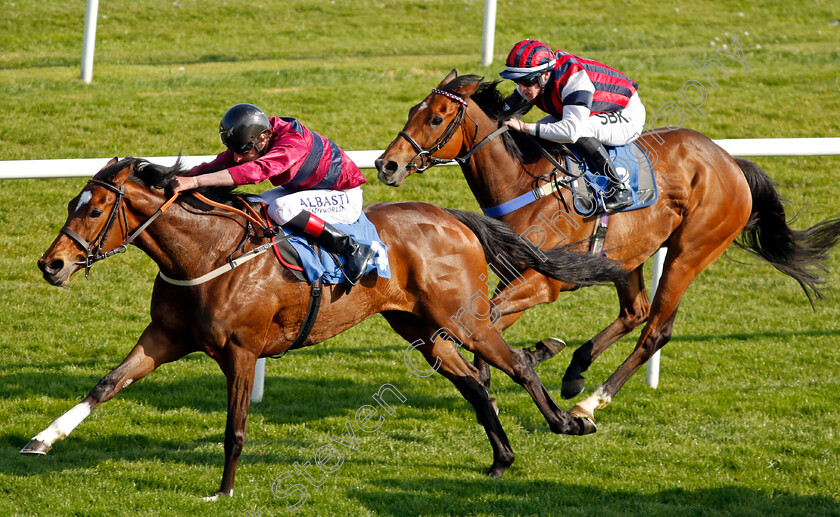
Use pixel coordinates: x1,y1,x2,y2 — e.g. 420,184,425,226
500,39,557,80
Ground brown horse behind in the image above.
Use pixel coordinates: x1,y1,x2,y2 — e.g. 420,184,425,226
22,157,626,498
376,70,840,424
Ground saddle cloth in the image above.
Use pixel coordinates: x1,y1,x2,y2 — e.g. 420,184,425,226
565,141,658,216
275,210,390,285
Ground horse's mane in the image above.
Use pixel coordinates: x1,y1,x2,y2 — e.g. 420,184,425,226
438,75,569,164
98,156,246,208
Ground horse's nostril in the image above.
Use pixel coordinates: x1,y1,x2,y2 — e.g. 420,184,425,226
39,259,64,275
382,161,398,174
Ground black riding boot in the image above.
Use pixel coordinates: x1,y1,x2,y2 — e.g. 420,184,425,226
283,211,376,286
576,136,633,211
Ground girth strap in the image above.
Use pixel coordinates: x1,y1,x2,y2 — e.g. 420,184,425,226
269,246,323,359
589,213,610,257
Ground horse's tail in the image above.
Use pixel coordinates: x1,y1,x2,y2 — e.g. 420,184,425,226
734,158,840,306
443,208,627,287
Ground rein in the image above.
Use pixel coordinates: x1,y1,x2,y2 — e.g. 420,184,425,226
63,177,277,283
192,191,268,231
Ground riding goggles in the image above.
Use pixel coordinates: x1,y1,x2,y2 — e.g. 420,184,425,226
514,74,542,87
220,130,257,155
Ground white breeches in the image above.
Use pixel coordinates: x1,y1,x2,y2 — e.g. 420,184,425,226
252,186,364,225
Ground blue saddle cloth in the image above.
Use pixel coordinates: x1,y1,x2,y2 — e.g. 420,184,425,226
565,141,658,216
284,211,390,285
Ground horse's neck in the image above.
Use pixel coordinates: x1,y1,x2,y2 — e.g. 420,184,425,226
130,192,248,278
462,112,535,208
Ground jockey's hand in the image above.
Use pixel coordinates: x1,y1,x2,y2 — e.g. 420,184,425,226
504,118,528,133
171,176,200,194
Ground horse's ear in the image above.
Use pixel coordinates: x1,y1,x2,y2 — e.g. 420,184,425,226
457,78,482,98
438,69,458,88
96,157,118,173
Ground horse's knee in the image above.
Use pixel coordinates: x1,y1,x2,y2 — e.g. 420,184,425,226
508,349,542,385
621,305,649,331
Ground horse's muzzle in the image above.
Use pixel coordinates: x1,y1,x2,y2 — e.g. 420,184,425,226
374,158,407,187
37,257,73,286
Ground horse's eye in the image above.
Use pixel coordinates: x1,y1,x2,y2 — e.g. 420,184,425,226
430,116,443,126
89,208,103,218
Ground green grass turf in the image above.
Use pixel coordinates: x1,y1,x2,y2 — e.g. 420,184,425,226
1,1,839,515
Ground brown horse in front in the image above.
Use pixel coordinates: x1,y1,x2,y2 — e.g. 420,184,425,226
376,70,840,424
22,157,626,498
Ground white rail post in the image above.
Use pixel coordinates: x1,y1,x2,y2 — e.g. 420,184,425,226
646,248,667,388
251,357,266,403
80,0,99,83
480,0,497,66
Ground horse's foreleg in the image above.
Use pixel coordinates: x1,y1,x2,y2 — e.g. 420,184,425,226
205,345,257,500
21,324,188,455
562,266,649,399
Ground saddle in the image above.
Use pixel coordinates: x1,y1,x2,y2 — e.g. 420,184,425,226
260,205,307,282
562,141,658,217
480,139,657,221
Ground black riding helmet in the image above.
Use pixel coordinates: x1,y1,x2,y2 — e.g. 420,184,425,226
219,103,271,154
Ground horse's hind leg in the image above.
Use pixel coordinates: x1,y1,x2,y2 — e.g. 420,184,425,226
571,237,736,422
561,265,650,398
432,304,593,436
476,270,572,389
383,312,515,477
21,324,189,455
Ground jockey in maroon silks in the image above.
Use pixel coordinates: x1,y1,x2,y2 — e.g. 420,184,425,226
500,39,647,211
172,103,376,285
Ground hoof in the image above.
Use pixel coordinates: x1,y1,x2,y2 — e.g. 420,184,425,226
20,439,52,455
486,456,513,478
487,465,507,478
525,338,567,367
561,377,585,399
201,490,232,502
576,416,597,435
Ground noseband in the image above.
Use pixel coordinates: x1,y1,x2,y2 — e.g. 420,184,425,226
397,88,508,173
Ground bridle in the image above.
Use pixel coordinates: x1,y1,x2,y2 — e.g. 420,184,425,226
60,174,179,279
60,164,274,282
397,88,506,173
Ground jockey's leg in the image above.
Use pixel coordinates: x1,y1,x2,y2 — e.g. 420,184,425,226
575,136,633,211
267,187,374,285
581,92,647,212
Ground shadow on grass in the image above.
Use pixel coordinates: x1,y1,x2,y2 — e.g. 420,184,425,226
506,328,840,351
348,477,840,517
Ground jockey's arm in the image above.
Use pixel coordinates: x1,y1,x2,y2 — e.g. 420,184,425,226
171,169,235,194
504,104,590,143
531,104,590,143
